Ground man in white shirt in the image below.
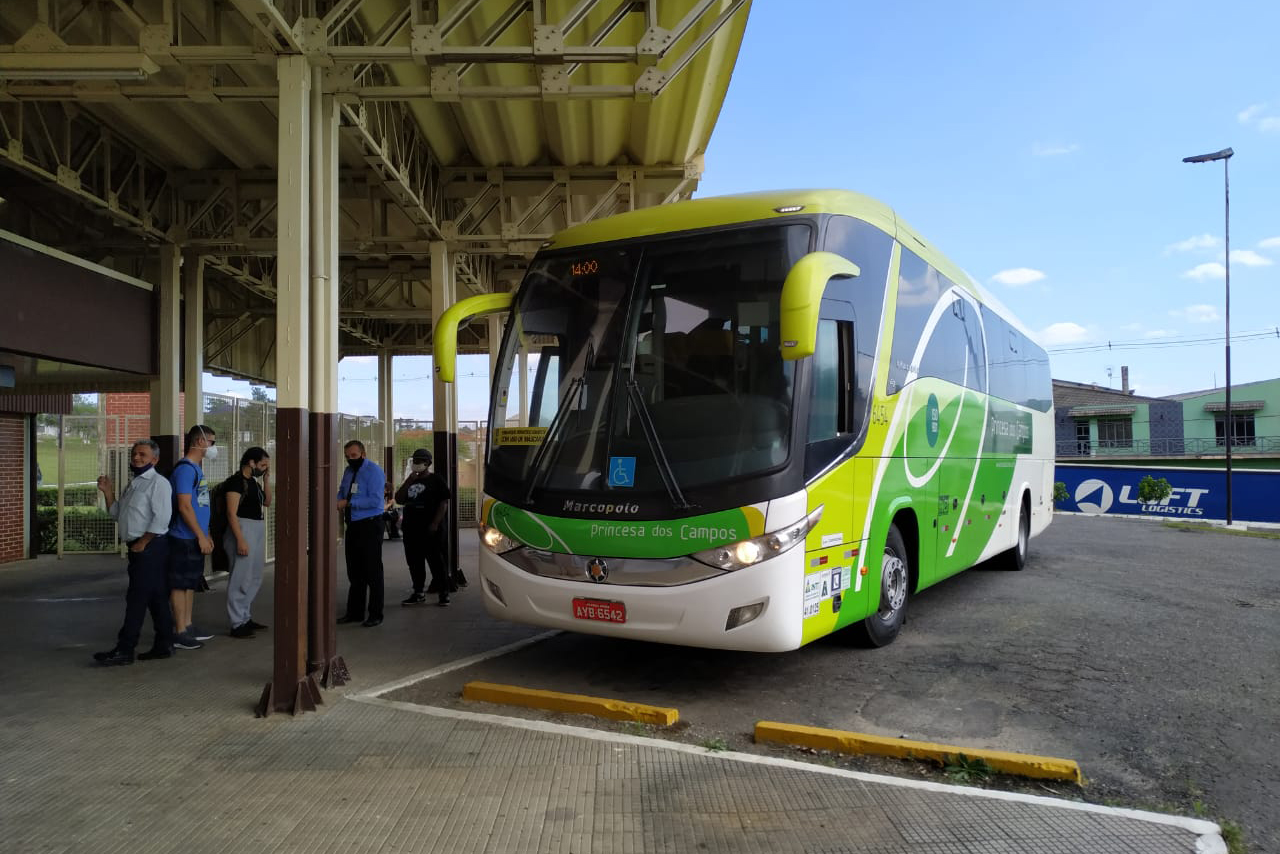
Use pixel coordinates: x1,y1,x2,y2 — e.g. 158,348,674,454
93,439,176,666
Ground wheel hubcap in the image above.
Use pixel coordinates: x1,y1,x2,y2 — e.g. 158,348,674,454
879,552,907,618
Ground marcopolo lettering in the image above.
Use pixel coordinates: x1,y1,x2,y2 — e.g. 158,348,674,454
562,499,641,515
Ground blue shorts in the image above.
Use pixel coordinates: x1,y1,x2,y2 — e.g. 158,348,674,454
166,534,206,590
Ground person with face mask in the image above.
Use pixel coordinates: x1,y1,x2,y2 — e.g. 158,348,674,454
166,423,218,651
223,447,272,638
394,448,452,607
92,440,175,666
336,439,388,627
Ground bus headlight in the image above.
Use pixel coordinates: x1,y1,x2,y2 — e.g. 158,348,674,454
692,505,823,571
480,523,522,555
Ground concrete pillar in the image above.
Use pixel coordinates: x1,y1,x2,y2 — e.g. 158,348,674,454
307,71,345,690
431,242,459,579
150,243,181,471
258,55,320,717
182,254,204,439
378,348,395,477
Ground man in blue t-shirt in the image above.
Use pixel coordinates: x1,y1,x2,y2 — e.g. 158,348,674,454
337,440,388,627
168,424,217,650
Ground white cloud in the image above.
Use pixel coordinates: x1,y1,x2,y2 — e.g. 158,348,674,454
1037,322,1089,346
1259,236,1280,249
1238,102,1280,133
1170,304,1220,323
1032,143,1079,157
1182,262,1225,281
1230,249,1273,267
1238,103,1265,124
1164,233,1219,254
990,267,1046,286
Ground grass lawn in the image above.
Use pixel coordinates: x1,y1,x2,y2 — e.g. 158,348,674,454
36,435,106,486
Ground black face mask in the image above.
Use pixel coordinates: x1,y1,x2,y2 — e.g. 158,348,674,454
346,457,364,471
130,463,154,477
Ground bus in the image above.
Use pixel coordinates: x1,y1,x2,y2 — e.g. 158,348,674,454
435,190,1054,652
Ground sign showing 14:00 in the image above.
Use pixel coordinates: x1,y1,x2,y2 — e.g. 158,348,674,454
571,258,600,276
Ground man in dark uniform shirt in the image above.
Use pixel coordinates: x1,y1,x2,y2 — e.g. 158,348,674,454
394,448,452,607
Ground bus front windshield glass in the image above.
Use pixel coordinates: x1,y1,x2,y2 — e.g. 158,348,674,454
488,223,811,500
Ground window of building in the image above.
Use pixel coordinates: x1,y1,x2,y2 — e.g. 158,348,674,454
1075,419,1091,455
1215,412,1256,447
1097,418,1132,449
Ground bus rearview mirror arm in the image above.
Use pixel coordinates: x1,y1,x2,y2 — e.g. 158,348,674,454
433,292,515,382
779,252,860,360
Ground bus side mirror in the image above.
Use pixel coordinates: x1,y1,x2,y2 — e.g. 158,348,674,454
779,252,860,360
433,292,514,382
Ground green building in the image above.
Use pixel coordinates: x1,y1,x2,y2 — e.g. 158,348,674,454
1053,375,1280,469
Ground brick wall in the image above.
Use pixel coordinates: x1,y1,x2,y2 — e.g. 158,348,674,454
0,415,27,563
103,392,186,444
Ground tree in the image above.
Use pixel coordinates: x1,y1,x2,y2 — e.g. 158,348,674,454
250,385,271,402
1137,475,1172,504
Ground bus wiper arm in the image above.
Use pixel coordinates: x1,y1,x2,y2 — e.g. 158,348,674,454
626,379,690,510
523,376,583,505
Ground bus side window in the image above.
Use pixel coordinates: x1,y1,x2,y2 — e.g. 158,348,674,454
807,312,855,443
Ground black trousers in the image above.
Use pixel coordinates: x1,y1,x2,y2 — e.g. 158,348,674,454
116,536,174,653
343,517,384,620
403,525,448,595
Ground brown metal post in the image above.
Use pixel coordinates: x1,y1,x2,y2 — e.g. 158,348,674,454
152,434,180,477
309,411,346,687
256,407,321,716
435,429,459,582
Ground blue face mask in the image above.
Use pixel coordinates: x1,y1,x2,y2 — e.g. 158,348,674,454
130,463,154,477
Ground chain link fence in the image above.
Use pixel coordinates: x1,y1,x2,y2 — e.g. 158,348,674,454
38,396,493,555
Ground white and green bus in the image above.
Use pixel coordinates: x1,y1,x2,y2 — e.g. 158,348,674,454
435,190,1053,652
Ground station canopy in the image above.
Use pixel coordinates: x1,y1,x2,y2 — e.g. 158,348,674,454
0,0,751,389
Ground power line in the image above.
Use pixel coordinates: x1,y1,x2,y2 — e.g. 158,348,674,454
1048,327,1279,355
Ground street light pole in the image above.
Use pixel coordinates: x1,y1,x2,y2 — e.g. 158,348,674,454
1182,147,1234,525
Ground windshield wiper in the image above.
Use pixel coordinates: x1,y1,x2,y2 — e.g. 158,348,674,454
523,376,584,505
626,379,691,510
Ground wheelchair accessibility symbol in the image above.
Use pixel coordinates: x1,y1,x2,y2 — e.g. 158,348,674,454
608,456,636,488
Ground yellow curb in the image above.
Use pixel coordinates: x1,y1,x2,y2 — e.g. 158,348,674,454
462,681,679,726
754,721,1083,784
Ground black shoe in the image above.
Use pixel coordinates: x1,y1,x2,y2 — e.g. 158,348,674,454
361,617,383,627
230,623,256,638
336,615,360,624
437,593,451,607
137,646,173,661
401,593,426,606
94,648,134,666
245,620,269,631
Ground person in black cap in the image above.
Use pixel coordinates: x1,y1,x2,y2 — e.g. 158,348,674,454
394,448,452,606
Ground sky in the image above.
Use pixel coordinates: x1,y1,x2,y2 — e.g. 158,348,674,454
208,0,1280,415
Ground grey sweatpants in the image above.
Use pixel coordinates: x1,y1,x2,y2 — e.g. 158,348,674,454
225,517,266,629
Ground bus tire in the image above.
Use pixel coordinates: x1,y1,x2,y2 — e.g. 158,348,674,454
999,497,1030,571
851,523,909,648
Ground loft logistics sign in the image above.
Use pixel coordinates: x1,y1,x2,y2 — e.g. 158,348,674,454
1055,464,1280,524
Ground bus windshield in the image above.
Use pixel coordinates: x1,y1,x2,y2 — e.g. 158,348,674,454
488,223,812,501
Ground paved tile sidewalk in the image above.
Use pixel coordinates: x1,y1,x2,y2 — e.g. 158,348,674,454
0,542,1223,853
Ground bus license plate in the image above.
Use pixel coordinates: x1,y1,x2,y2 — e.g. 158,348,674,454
572,598,626,623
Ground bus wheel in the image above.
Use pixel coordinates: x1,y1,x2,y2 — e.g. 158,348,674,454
851,524,909,648
999,499,1030,571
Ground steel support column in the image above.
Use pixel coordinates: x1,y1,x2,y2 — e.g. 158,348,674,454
378,348,394,476
258,55,320,718
307,69,346,690
182,254,204,437
430,241,459,579
150,243,181,471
